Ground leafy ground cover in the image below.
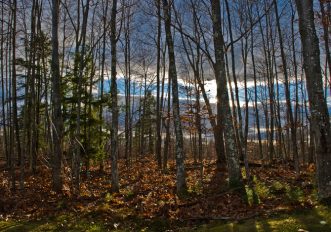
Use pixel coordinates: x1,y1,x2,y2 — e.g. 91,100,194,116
0,158,329,231
0,205,330,231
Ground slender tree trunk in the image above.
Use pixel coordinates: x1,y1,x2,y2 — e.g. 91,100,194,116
241,35,251,181
259,7,275,162
248,7,263,160
155,0,162,169
291,1,300,164
320,0,331,85
12,0,21,190
51,0,64,192
0,0,9,171
110,0,119,193
99,0,109,172
195,83,202,162
140,71,147,156
271,30,283,160
74,0,90,193
163,0,187,194
124,3,131,166
163,75,171,172
224,0,244,161
274,0,299,172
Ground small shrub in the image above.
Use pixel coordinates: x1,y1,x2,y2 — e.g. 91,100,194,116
105,192,113,203
124,190,135,200
253,177,270,200
188,181,203,195
245,185,260,205
286,187,305,204
270,181,289,195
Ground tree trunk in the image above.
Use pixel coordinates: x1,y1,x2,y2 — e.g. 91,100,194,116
12,0,21,191
155,0,162,169
295,0,331,200
51,0,64,192
163,0,187,194
274,0,299,172
211,0,243,188
224,0,244,162
124,3,131,166
0,2,8,167
99,0,109,171
110,0,119,193
320,0,331,87
163,74,171,172
248,7,263,160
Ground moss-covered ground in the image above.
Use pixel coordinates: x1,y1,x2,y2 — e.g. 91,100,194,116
0,205,330,231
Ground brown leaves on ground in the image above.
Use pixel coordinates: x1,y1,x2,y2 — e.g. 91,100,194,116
0,158,316,228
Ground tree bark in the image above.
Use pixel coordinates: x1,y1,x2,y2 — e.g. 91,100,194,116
12,0,21,191
211,0,243,187
51,0,64,192
163,0,187,194
295,0,331,200
110,0,119,193
155,0,162,169
274,0,299,172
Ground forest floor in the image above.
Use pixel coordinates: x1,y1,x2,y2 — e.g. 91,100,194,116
0,157,330,231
